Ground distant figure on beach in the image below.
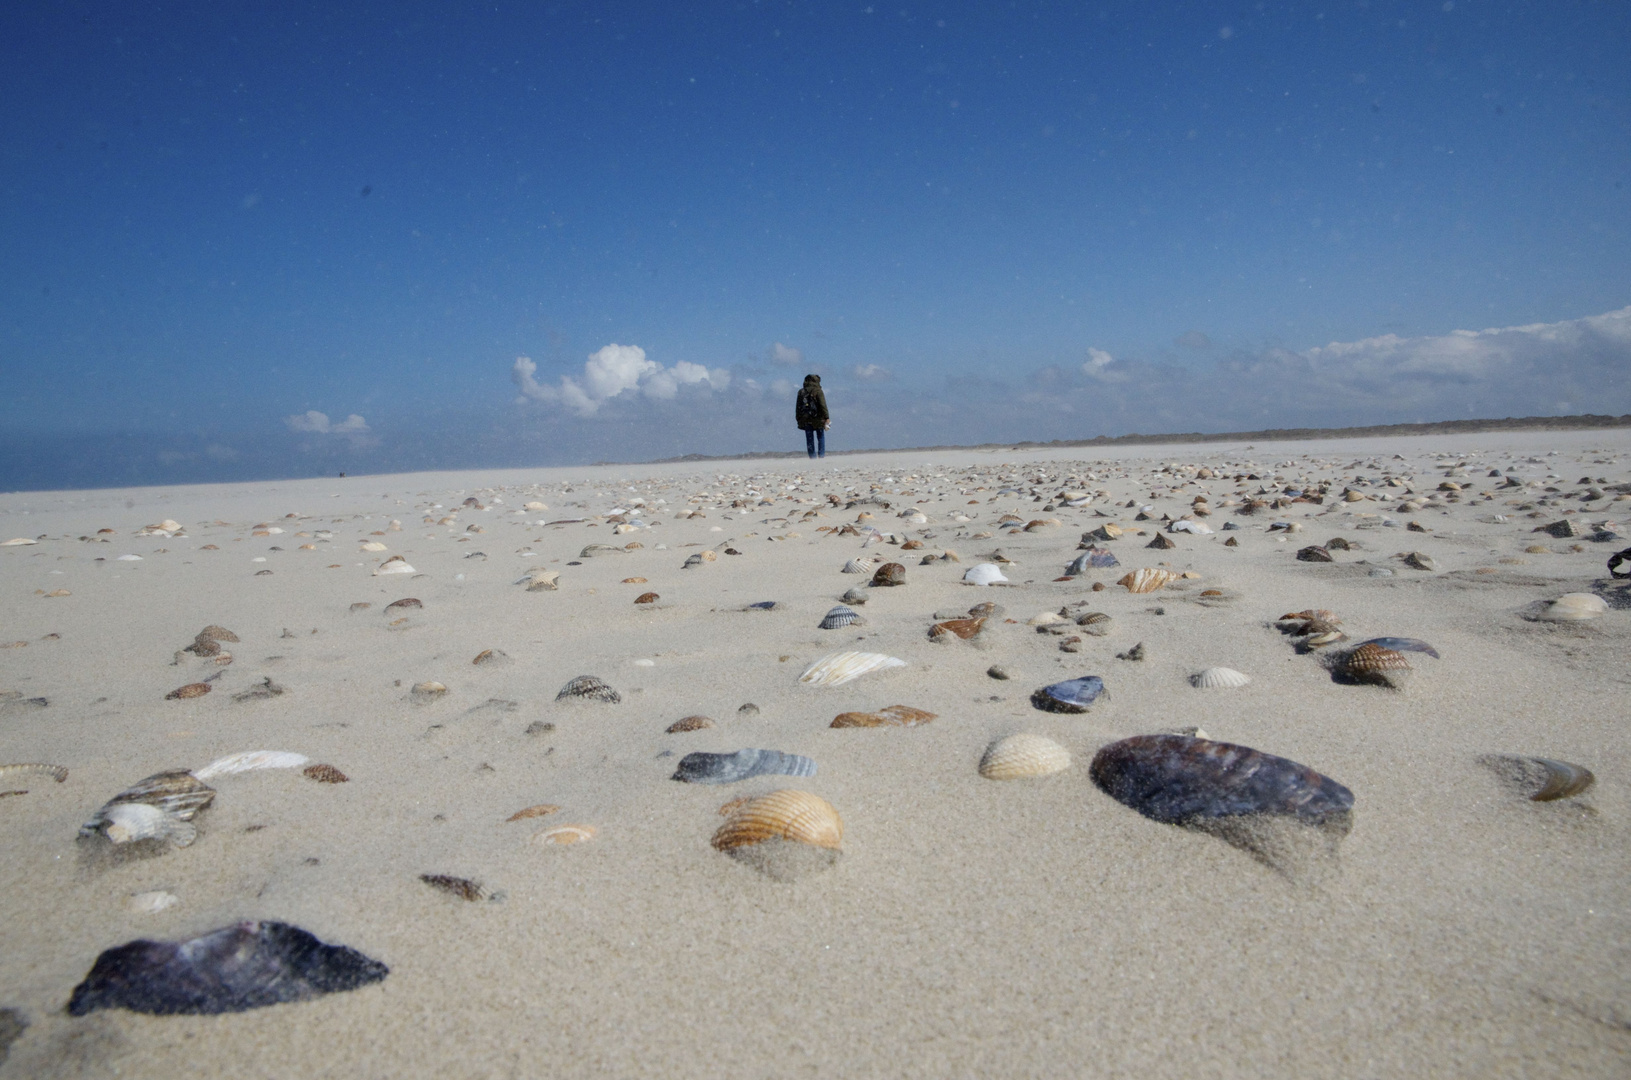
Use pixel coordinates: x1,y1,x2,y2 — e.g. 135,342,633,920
795,373,830,459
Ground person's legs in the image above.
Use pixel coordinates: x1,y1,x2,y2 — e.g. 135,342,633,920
805,429,816,458
816,429,825,458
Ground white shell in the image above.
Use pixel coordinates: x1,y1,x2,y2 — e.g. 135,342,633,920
979,734,1071,779
1027,612,1067,626
520,569,560,591
359,541,388,552
2,537,38,546
374,559,416,575
127,890,180,914
963,563,1008,586
799,651,907,687
191,750,310,781
1542,593,1608,622
1191,667,1251,689
841,559,874,574
102,803,197,847
1169,519,1213,534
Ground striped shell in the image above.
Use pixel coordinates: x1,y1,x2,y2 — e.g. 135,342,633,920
1341,643,1411,685
1191,667,1251,690
841,559,874,574
1117,568,1174,593
799,651,907,687
819,606,865,629
1541,593,1608,622
1075,611,1113,635
0,763,68,784
556,675,620,703
671,749,816,784
711,790,843,851
978,734,1071,779
830,705,937,728
197,625,239,643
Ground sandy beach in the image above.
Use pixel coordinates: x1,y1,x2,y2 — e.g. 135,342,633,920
0,428,1627,1079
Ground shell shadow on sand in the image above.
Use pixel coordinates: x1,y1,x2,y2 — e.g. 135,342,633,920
67,921,388,1016
1090,734,1355,881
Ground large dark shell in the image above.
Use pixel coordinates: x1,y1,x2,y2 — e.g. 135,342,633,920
1030,676,1106,713
870,562,906,587
67,921,388,1016
671,748,817,785
1089,734,1354,827
1296,545,1333,563
555,675,620,703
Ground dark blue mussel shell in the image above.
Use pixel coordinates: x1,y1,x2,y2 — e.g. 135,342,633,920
1090,735,1353,827
1030,676,1106,713
67,921,388,1017
1352,637,1439,659
671,748,817,785
1066,548,1120,574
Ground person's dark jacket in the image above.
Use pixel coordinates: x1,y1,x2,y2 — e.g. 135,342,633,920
795,374,829,431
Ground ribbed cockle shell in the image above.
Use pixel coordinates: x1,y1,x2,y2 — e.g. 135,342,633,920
979,734,1071,779
711,790,843,851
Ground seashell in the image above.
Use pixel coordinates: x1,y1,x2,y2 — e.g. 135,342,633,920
841,559,874,574
349,602,372,613
928,617,985,641
384,598,422,613
1540,592,1607,622
1296,545,1333,562
841,588,868,605
0,762,68,783
2,537,38,546
1117,568,1174,593
1302,631,1348,648
711,789,842,851
671,748,817,784
128,890,181,915
556,675,621,703
1028,612,1067,627
410,681,448,702
1090,734,1354,827
1401,551,1435,571
1191,667,1251,689
580,544,626,557
1030,675,1106,713
302,763,348,783
1083,524,1123,542
67,920,388,1016
472,648,511,666
1075,611,1112,635
623,577,648,584
962,563,1008,586
1339,643,1412,687
745,601,776,610
979,734,1070,779
81,770,217,841
900,539,924,550
830,705,937,728
97,802,197,846
373,556,416,575
197,625,239,643
523,569,560,591
634,591,659,604
1478,755,1595,802
192,750,309,781
534,824,596,845
1146,533,1176,550
1066,547,1119,574
1353,637,1439,658
870,562,906,587
666,715,715,733
359,541,388,552
967,601,1002,619
420,874,483,901
799,651,907,687
506,803,561,821
819,605,865,629
165,683,211,700
737,703,760,717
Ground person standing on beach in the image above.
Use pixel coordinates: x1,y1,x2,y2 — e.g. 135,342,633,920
795,373,830,459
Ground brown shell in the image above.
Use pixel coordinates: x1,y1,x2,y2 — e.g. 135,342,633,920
471,649,510,666
711,790,843,851
900,540,924,550
102,770,216,821
1117,568,1174,593
1342,643,1411,683
384,598,422,612
634,592,659,604
622,577,648,584
302,763,349,784
928,617,985,641
506,803,561,822
165,683,211,700
830,705,938,728
186,637,222,657
420,873,483,901
198,625,239,643
666,715,715,733
870,562,906,587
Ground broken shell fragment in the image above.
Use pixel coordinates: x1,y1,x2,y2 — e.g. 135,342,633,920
1478,755,1595,801
556,675,621,703
830,705,937,728
302,764,348,783
0,763,68,784
192,751,309,781
634,592,659,604
1030,676,1106,713
472,648,511,666
1191,667,1251,690
798,651,906,687
671,748,817,784
523,569,560,591
506,804,561,821
98,802,198,847
1117,568,1174,593
384,598,422,613
979,734,1071,779
373,556,416,576
197,625,239,643
928,617,985,641
1296,545,1333,563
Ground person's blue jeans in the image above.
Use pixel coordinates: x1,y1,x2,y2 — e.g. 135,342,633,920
805,429,825,458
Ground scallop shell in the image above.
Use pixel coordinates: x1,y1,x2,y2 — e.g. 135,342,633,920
166,683,211,700
1340,643,1412,686
1541,593,1608,622
928,617,985,641
0,763,68,784
1030,676,1106,713
192,751,310,781
819,605,865,629
962,563,1008,586
666,715,715,733
710,790,842,851
302,764,348,783
1479,755,1595,801
870,562,906,587
798,651,907,687
1075,611,1112,635
1117,568,1174,594
841,559,874,574
671,748,817,785
979,734,1071,779
534,824,596,845
830,705,937,728
556,675,621,703
1090,734,1354,827
1191,667,1251,690
841,588,868,605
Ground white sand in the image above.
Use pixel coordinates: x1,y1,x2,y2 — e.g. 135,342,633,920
0,429,1627,1078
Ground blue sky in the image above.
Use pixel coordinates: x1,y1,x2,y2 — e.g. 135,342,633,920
2,1,1628,489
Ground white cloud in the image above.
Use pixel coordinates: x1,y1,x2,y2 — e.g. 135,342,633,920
512,345,730,417
771,342,804,366
850,363,890,381
1082,347,1114,373
285,411,371,435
